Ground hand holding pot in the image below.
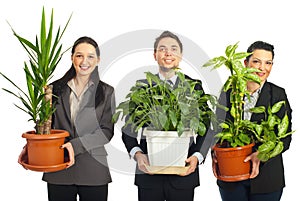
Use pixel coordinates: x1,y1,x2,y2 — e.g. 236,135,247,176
61,142,75,168
135,151,150,174
18,145,28,169
179,155,198,176
244,151,260,178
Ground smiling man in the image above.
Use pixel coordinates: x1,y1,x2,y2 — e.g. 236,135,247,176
121,30,212,201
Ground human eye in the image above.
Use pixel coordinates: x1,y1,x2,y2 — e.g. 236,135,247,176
171,47,178,52
88,55,95,59
266,61,273,65
158,46,166,52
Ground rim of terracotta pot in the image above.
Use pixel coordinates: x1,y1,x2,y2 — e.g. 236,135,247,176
22,129,69,139
212,142,255,151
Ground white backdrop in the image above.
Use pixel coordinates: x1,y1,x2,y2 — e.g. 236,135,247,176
0,0,298,200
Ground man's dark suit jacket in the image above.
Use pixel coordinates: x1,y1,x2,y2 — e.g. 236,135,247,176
122,73,212,189
216,81,293,194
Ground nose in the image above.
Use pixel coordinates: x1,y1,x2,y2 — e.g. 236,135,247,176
81,56,89,64
165,49,173,56
259,62,267,71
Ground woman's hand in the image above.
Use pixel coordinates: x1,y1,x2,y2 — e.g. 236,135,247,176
61,142,75,168
244,151,261,178
18,144,28,169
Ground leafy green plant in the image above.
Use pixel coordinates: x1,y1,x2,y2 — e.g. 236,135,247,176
203,42,294,161
251,101,294,162
0,7,72,134
203,42,261,147
112,71,216,136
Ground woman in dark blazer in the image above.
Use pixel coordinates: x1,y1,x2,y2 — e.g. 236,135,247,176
42,36,115,201
216,41,293,201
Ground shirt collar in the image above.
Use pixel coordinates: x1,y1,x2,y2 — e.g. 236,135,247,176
67,78,95,97
158,72,178,84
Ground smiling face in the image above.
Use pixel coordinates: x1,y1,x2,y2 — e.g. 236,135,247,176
71,42,100,78
154,37,182,70
245,49,273,83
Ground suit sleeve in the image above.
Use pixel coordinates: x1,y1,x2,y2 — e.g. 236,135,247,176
189,79,214,161
273,87,292,153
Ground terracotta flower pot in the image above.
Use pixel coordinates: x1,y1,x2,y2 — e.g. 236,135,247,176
212,143,254,182
21,129,69,172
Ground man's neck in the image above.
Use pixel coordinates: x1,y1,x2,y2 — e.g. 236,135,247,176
158,66,176,79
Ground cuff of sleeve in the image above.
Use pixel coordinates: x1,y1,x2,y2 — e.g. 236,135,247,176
129,146,143,158
192,152,204,164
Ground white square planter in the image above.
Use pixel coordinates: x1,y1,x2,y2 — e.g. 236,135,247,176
143,128,195,167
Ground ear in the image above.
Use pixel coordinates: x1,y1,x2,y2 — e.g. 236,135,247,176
244,59,248,66
153,52,157,61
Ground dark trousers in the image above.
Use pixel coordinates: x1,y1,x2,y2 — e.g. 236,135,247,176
137,179,194,201
47,183,108,201
219,180,283,201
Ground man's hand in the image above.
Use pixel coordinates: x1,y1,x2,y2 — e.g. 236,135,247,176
179,155,198,176
135,151,150,174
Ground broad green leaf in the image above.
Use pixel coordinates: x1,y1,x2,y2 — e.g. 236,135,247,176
250,106,265,114
271,101,285,114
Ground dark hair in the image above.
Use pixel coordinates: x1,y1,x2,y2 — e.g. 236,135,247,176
246,41,274,61
154,31,183,53
72,36,100,57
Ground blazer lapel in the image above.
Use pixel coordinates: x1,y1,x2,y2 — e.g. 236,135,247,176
251,82,271,122
60,87,72,123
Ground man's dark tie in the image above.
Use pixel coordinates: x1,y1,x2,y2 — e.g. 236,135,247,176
167,80,173,87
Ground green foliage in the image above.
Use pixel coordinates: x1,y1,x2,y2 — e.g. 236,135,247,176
0,7,71,133
203,42,260,147
112,71,216,136
203,42,294,162
251,101,295,161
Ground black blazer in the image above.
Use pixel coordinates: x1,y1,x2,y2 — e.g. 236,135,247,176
216,81,293,194
122,74,212,189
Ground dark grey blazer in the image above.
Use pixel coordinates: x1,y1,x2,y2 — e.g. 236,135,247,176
42,66,115,185
122,73,212,189
216,81,293,194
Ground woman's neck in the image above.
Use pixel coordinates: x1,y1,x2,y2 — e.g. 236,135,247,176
73,75,90,97
247,81,264,94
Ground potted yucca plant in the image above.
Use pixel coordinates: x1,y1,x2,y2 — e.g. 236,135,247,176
113,70,215,173
0,7,72,172
203,42,294,181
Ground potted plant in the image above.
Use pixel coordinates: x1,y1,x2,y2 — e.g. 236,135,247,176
0,7,72,172
113,70,215,173
203,42,294,181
